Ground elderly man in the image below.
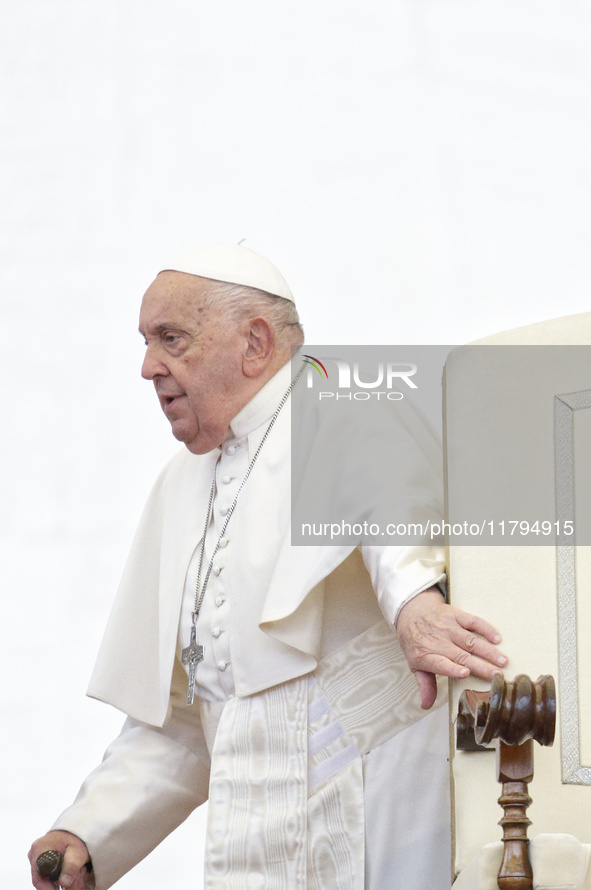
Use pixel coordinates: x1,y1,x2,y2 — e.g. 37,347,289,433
29,244,506,890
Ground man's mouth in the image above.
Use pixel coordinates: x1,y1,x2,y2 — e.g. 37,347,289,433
161,393,186,413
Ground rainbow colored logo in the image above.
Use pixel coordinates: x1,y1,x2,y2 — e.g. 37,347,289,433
303,354,329,379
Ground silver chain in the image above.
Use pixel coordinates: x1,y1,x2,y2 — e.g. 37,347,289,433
189,365,303,625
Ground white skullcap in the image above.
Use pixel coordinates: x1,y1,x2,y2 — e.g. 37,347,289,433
159,242,295,304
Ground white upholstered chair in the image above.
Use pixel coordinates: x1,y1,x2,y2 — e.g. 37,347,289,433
446,313,591,889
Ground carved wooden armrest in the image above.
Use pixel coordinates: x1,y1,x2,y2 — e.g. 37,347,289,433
457,674,556,890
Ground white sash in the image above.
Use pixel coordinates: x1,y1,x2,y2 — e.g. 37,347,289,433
200,621,443,888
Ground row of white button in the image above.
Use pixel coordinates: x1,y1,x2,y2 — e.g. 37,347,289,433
212,444,235,681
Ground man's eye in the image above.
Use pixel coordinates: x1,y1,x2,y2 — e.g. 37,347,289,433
163,333,181,345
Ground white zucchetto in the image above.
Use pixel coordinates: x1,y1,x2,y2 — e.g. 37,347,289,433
159,242,295,304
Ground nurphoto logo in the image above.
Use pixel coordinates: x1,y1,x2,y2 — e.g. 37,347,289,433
302,354,417,401
302,354,329,379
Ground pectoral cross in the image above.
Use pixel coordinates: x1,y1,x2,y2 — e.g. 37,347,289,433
181,622,204,705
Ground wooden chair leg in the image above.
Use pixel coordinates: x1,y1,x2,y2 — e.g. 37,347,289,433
497,741,534,890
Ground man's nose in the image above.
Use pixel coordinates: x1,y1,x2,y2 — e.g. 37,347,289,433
141,346,168,380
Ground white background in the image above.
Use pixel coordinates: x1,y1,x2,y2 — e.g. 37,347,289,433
3,1,591,887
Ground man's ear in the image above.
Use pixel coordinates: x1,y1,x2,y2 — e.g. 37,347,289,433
242,317,275,377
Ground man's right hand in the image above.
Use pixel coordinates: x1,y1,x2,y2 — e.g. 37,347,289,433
29,830,91,890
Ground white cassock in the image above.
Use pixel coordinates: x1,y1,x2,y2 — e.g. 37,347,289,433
53,359,451,890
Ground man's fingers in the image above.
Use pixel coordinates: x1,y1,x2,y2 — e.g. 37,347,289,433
396,592,509,690
413,670,439,710
413,647,503,683
454,609,502,645
58,858,87,890
29,832,90,890
413,650,469,679
401,619,507,676
448,627,508,671
30,870,54,890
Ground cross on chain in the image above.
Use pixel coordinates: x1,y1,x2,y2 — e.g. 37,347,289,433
181,622,204,705
179,373,299,707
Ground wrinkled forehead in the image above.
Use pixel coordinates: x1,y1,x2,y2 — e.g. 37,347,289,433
139,271,215,332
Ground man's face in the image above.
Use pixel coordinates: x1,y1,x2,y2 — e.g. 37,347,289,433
139,272,249,454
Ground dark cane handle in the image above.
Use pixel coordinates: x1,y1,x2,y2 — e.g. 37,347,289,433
36,851,63,882
36,850,92,883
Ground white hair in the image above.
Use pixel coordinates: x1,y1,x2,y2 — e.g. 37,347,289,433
203,279,304,345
